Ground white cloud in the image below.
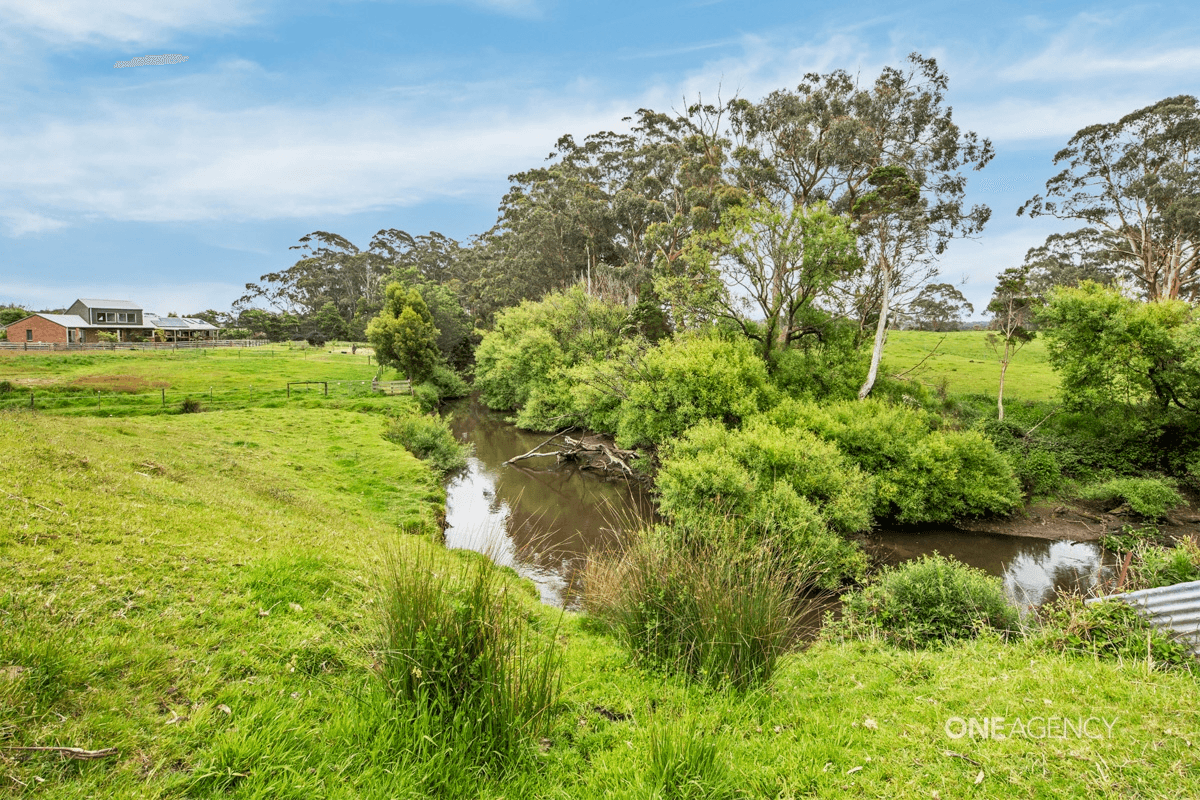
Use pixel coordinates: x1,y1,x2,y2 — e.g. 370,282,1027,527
0,97,629,225
955,92,1172,144
0,209,68,236
0,0,261,44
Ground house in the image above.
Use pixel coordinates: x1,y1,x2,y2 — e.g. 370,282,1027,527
4,299,219,344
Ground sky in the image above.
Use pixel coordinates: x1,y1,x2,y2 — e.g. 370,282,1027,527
1,0,1199,316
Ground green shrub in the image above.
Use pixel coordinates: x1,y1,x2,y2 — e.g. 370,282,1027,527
840,554,1019,648
1129,539,1200,590
768,398,1021,523
584,527,811,690
1100,524,1160,554
378,547,562,768
615,334,773,448
656,419,871,587
1079,476,1184,519
411,380,441,412
179,397,204,414
474,286,629,426
426,363,469,400
385,414,471,474
1037,595,1194,669
1012,447,1063,497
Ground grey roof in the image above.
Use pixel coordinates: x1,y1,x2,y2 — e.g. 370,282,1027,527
34,313,91,328
144,313,218,331
75,298,142,310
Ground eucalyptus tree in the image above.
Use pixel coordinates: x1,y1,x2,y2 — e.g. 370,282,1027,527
908,282,974,331
670,198,861,360
1020,229,1118,296
727,54,994,398
986,265,1039,421
1020,95,1200,301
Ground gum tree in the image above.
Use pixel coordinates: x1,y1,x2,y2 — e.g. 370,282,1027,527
1019,95,1200,301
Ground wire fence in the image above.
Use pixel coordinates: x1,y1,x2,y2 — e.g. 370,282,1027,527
0,379,398,415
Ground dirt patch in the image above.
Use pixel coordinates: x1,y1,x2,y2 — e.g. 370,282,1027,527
958,497,1200,542
72,374,170,393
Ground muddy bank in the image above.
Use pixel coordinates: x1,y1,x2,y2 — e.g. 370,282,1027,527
953,498,1200,542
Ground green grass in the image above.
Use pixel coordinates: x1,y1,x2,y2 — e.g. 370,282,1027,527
883,330,1059,401
4,347,1200,798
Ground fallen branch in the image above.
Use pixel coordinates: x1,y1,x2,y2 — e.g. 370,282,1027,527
504,428,576,465
6,746,118,760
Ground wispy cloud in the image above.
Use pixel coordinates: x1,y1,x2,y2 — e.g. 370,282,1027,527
0,209,68,236
1000,12,1200,82
0,0,262,44
0,97,628,227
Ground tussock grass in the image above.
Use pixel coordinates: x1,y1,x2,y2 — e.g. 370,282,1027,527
584,526,812,690
378,546,563,773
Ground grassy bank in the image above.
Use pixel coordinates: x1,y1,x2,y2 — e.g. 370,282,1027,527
4,349,1199,798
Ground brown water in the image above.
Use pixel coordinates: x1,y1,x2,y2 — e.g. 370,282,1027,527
441,397,654,606
442,398,1116,608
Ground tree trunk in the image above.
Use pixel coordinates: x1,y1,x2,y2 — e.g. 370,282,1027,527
858,266,891,400
997,347,1010,421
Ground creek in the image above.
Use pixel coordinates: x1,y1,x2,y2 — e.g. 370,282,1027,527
440,397,1116,609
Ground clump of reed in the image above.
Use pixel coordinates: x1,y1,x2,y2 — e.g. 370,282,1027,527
376,545,562,771
583,523,815,690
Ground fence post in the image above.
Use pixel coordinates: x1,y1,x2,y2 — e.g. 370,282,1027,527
30,392,34,410
161,388,165,407
97,391,101,412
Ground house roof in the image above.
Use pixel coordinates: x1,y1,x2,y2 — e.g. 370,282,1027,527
75,298,142,310
34,313,90,328
144,313,218,331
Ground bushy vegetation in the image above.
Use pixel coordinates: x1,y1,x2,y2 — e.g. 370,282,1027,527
474,286,630,430
1079,476,1184,519
1128,538,1200,590
378,547,562,771
609,334,773,448
768,398,1022,523
584,528,810,689
656,419,870,586
1036,596,1196,669
840,554,1020,648
385,412,471,473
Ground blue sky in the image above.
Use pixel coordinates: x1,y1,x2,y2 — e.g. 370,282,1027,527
1,0,1198,316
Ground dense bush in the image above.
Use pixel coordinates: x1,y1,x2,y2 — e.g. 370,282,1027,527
379,547,562,768
1079,476,1184,519
1036,595,1194,669
474,287,629,430
768,398,1021,523
613,334,773,448
840,554,1019,648
385,413,471,474
584,527,810,689
657,419,871,587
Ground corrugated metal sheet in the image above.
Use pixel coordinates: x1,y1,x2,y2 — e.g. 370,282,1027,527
1087,579,1200,655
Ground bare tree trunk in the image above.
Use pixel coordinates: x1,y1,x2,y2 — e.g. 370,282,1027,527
858,266,891,400
997,346,1010,421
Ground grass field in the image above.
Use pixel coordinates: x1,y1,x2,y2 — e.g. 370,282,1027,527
4,347,1200,798
883,331,1059,402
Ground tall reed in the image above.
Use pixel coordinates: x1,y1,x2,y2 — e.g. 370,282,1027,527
584,525,813,690
377,546,562,769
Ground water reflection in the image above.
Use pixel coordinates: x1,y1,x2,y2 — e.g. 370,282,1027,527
443,398,1117,610
865,530,1118,608
441,397,653,606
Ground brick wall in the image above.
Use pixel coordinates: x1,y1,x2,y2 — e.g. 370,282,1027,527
5,316,71,343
